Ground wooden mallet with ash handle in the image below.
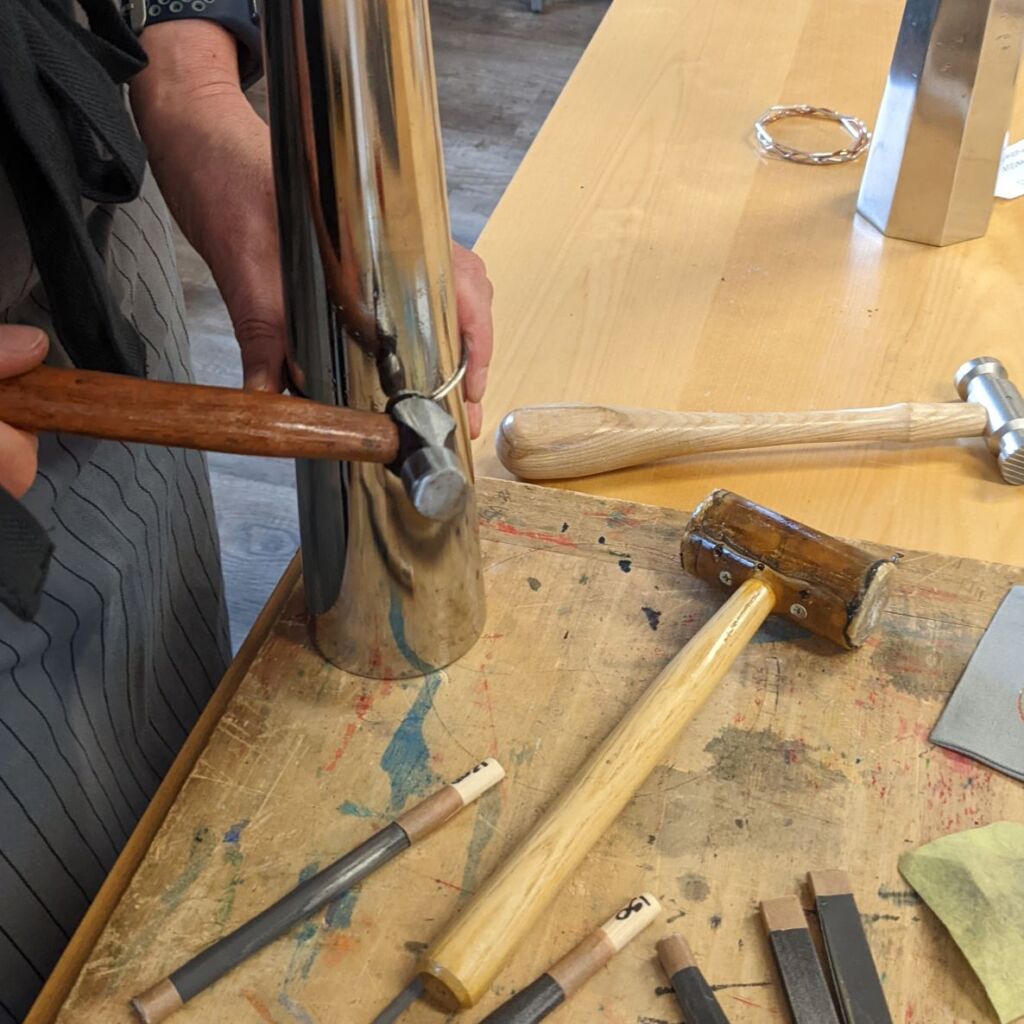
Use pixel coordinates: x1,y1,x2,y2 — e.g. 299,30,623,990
416,489,898,1010
497,356,1024,484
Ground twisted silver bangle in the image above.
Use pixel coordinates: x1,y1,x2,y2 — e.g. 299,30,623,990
754,105,871,165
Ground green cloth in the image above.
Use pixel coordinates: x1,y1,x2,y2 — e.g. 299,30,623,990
899,822,1024,1024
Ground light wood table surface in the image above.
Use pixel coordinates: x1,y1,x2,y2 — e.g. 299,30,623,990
46,482,1024,1024
473,0,1024,567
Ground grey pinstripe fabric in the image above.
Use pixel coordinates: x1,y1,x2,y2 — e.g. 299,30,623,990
0,167,231,1020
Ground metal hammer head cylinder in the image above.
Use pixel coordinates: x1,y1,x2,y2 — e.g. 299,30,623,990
681,490,898,648
955,357,1024,485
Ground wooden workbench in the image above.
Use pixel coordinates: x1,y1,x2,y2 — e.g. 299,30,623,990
473,0,1024,567
43,480,1024,1024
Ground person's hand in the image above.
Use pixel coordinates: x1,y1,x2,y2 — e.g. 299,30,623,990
452,243,494,439
0,325,48,497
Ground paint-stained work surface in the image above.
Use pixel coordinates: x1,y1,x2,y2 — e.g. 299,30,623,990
56,480,1024,1023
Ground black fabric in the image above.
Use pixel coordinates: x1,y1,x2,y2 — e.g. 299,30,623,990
0,486,54,621
0,0,149,620
0,0,149,377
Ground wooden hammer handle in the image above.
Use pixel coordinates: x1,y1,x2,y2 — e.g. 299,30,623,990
0,365,399,463
419,577,777,1009
496,401,990,480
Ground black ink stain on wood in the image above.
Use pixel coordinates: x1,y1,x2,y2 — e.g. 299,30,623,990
642,606,661,630
709,914,722,929
704,726,847,793
619,559,632,573
404,940,428,954
560,522,569,532
527,577,542,591
678,873,710,902
877,887,922,906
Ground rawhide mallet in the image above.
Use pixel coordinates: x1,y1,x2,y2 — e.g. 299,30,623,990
416,490,897,1009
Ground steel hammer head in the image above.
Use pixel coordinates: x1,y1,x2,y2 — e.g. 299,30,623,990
955,357,1024,485
681,490,898,649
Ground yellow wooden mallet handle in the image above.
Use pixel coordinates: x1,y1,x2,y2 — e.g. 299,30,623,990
418,577,776,1009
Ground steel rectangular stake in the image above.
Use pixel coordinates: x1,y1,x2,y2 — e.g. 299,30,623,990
858,0,1024,246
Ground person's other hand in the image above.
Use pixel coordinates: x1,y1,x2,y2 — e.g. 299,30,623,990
0,326,48,496
452,243,494,439
131,22,287,394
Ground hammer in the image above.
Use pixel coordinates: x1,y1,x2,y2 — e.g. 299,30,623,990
496,356,1024,484
0,364,470,519
416,489,897,1010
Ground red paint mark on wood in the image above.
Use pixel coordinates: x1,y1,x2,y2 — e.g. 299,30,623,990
322,685,393,772
242,992,276,1024
492,521,578,548
939,748,977,776
322,931,353,967
473,677,500,757
729,994,763,1009
433,877,469,893
905,1001,915,1022
907,585,960,603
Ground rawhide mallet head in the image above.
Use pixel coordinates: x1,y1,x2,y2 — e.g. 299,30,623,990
681,489,898,649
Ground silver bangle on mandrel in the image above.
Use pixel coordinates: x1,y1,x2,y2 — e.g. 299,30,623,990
754,104,871,165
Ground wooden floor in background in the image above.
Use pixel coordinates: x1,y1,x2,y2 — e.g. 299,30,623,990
177,0,610,648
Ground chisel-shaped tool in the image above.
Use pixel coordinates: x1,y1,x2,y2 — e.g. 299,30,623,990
809,870,892,1024
760,896,840,1024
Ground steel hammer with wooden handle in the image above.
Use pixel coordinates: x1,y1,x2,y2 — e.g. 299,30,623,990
497,356,1024,484
417,489,897,1010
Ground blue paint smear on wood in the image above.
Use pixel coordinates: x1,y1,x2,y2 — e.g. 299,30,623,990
388,588,436,675
298,862,320,884
325,887,359,930
381,673,442,811
278,992,316,1024
222,819,250,844
337,801,375,818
